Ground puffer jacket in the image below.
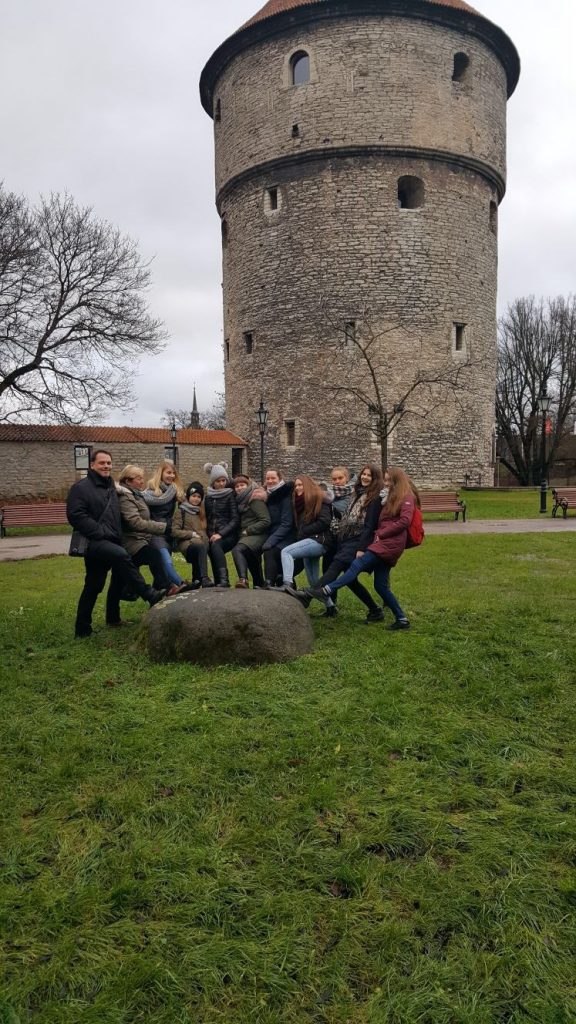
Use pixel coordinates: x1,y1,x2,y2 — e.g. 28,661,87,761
368,494,414,566
204,489,240,541
262,481,295,551
295,497,332,545
116,484,166,557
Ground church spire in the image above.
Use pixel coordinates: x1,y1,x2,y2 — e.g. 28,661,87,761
190,385,200,428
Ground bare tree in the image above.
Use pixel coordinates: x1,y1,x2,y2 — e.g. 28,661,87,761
319,303,475,469
161,391,226,431
496,297,576,484
161,408,194,429
0,184,166,423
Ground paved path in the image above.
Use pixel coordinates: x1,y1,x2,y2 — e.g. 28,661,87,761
0,519,574,562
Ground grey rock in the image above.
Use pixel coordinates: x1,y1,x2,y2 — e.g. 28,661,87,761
143,588,314,666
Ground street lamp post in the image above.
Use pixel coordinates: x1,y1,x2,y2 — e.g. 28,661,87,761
538,390,551,513
170,420,178,467
256,397,268,484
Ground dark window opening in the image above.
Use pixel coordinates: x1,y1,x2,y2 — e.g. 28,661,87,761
291,123,300,138
490,201,498,234
344,320,356,347
398,176,425,210
244,331,254,354
285,420,296,447
214,98,221,122
454,323,466,352
225,340,230,362
291,51,310,86
232,447,243,476
221,218,228,246
268,187,278,211
452,52,470,83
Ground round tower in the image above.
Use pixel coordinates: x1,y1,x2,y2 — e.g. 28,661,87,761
200,0,520,484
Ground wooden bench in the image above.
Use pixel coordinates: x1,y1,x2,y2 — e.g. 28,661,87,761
420,491,467,522
552,487,576,519
0,502,69,537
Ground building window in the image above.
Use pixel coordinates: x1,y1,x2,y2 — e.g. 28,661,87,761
74,445,91,473
265,187,281,215
452,53,470,83
268,187,278,211
291,51,310,86
344,320,356,348
164,445,178,463
244,331,254,354
291,123,300,138
285,420,296,447
398,176,425,210
225,340,230,362
232,448,244,476
221,218,228,246
490,201,498,235
214,98,221,122
454,323,466,352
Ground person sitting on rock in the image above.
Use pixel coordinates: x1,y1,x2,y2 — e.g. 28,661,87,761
204,462,240,588
231,474,271,588
261,468,295,587
172,481,214,588
142,459,188,590
279,475,332,589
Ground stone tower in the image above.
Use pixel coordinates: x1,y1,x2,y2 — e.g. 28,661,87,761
200,0,519,485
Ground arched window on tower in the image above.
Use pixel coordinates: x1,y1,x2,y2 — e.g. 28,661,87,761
452,52,470,83
290,51,310,86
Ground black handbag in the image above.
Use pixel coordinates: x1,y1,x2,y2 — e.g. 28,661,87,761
69,530,89,557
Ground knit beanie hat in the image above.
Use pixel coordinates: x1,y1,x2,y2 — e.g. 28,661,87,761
204,462,229,485
186,481,205,500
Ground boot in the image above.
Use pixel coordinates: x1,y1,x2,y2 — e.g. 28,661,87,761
201,577,215,588
216,568,230,588
235,579,249,589
147,588,167,607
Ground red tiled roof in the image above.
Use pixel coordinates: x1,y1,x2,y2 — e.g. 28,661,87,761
241,0,479,31
0,425,247,445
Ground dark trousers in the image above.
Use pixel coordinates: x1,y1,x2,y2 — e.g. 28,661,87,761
232,544,265,587
317,556,378,612
263,546,282,584
75,540,153,636
328,552,407,621
209,535,236,573
185,541,210,581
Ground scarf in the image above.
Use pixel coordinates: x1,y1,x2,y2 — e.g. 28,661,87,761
207,486,233,499
294,493,305,517
337,489,369,538
332,481,354,501
142,482,178,507
235,482,257,515
179,501,201,517
267,479,286,494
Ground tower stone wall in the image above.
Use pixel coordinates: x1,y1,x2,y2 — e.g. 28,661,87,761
201,0,520,485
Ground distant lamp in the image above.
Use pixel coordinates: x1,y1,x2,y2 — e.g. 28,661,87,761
256,397,268,483
538,390,550,513
170,420,178,466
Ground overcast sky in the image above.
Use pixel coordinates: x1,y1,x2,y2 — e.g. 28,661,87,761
1,1,574,426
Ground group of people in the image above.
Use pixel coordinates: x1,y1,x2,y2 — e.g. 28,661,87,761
66,449,421,638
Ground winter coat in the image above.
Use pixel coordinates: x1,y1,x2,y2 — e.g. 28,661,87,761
368,494,415,566
295,497,332,545
334,494,380,562
236,496,271,553
204,489,240,542
142,486,179,552
66,469,123,544
172,504,209,556
262,482,295,551
116,484,166,557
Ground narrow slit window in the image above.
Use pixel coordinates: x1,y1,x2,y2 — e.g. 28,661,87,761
244,331,254,354
398,176,425,210
268,187,278,211
452,52,470,83
290,51,310,86
454,323,466,352
344,320,356,348
490,201,498,234
221,218,228,246
285,420,296,447
291,123,300,138
214,98,221,122
225,340,230,362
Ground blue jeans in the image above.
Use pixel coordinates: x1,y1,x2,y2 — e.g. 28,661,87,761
281,538,326,585
158,545,183,586
326,551,407,621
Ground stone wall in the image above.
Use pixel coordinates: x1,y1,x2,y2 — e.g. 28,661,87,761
208,7,512,486
0,443,246,503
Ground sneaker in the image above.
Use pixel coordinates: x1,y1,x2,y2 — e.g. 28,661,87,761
309,584,331,601
235,579,249,589
166,583,188,597
148,589,167,607
284,586,312,607
389,618,410,631
201,578,215,589
365,608,385,624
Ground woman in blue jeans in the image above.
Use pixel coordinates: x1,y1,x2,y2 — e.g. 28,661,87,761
280,475,332,587
306,467,417,630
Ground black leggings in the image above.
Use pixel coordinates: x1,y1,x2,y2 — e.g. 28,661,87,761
316,555,378,612
185,541,210,580
232,545,265,587
208,535,236,573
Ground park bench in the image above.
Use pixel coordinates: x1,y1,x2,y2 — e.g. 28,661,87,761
551,487,576,519
420,491,467,522
0,501,68,537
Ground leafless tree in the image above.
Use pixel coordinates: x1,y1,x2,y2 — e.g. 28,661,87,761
496,297,576,484
162,391,226,431
318,302,476,469
162,408,195,429
0,184,166,424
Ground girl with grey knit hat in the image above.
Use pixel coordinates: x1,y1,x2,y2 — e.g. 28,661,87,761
203,463,240,587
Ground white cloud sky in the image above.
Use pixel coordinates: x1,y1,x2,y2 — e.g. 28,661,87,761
1,0,574,425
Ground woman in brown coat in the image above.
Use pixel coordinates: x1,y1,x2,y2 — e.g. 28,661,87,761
116,465,184,596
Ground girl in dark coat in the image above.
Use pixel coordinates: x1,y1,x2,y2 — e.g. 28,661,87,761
204,462,240,588
280,475,332,587
261,468,295,586
307,466,417,630
231,475,271,588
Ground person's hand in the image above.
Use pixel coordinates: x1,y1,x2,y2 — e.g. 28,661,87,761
356,550,364,558
210,533,222,542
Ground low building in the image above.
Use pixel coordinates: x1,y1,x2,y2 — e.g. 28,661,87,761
0,425,248,503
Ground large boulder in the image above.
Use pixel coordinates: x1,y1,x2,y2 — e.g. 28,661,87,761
142,588,315,666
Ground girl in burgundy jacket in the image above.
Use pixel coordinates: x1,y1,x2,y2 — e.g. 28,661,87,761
308,466,417,630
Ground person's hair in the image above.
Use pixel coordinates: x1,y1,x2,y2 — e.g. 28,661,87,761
357,463,384,503
293,474,324,522
331,465,350,481
119,464,144,485
90,449,112,464
265,467,284,480
385,466,417,516
232,474,251,488
147,460,185,501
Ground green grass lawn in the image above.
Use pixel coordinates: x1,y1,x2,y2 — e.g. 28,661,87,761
1,538,575,1024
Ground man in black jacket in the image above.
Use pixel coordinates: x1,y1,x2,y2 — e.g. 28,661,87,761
66,449,165,637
